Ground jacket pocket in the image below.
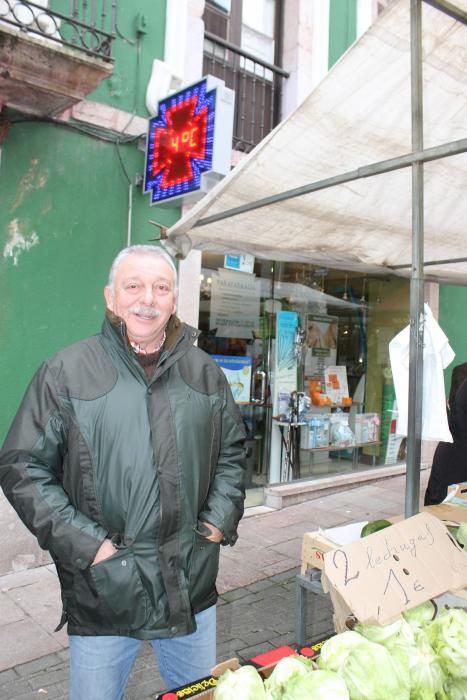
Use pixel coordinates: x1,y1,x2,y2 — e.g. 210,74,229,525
189,531,220,608
208,403,222,481
87,547,152,630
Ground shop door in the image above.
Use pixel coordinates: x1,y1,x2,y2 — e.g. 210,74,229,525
197,254,276,504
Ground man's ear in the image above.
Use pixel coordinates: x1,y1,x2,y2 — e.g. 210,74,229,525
104,286,114,310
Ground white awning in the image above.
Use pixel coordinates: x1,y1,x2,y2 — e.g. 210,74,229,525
166,0,467,284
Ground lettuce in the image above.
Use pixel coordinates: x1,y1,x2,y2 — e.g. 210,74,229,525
444,676,467,700
264,655,313,699
354,615,447,698
281,669,349,700
317,630,367,673
342,638,410,700
426,608,467,679
213,665,266,699
399,631,446,700
354,618,415,650
402,601,437,632
319,632,410,699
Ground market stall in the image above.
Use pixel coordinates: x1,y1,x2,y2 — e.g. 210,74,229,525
157,495,467,699
164,0,467,518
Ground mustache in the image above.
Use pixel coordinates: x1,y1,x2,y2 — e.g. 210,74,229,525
128,304,161,318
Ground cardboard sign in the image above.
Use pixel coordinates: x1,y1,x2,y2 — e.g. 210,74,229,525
323,512,467,625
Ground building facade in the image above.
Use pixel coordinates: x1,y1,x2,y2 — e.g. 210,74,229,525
0,0,180,573
1,0,464,573
172,0,421,509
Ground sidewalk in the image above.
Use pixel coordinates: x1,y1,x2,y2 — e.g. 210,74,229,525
0,470,430,699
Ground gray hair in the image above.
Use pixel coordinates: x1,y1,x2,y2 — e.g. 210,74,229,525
108,245,178,295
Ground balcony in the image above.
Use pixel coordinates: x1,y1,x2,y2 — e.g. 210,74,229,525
0,0,116,117
203,31,289,153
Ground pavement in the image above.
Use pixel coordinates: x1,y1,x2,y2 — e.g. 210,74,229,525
0,469,430,699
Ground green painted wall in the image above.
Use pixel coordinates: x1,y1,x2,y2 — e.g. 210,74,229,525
439,285,467,392
328,0,357,69
0,2,180,442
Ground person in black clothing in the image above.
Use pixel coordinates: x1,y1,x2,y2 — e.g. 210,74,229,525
424,362,467,505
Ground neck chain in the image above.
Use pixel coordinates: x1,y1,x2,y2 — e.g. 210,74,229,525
130,330,166,356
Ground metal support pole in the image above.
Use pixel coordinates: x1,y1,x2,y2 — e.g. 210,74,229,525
192,137,467,230
406,0,425,518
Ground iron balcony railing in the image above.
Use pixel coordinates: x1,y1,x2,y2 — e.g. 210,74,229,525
203,30,289,153
0,0,116,60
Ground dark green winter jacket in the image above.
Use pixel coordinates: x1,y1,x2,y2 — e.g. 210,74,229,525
0,313,246,639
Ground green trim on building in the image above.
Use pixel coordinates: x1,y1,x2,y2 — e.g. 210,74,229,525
439,285,467,393
328,0,357,69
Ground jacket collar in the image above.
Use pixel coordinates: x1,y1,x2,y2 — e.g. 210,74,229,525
102,310,200,357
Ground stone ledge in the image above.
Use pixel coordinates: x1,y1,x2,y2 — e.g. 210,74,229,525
0,25,112,117
264,464,413,509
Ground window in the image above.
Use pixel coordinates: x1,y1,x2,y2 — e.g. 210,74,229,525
203,0,285,151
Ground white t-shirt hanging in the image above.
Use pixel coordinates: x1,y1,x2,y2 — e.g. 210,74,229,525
388,303,455,443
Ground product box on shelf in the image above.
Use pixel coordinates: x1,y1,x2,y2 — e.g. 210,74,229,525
329,411,355,447
155,639,330,699
353,412,380,443
301,531,336,572
301,521,368,572
307,415,331,448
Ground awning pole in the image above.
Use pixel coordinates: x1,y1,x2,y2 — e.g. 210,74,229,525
406,0,425,518
422,0,467,25
192,137,467,230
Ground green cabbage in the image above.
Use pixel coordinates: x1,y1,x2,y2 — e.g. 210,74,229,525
399,631,446,700
354,615,448,698
354,617,415,650
444,676,467,700
426,608,467,679
320,634,410,699
281,669,349,700
264,655,313,699
213,665,266,699
347,639,410,699
317,630,367,673
402,601,437,632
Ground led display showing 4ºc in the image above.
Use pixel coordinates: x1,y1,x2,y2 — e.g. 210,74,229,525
144,78,216,205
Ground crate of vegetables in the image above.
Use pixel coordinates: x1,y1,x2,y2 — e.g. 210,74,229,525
183,601,467,699
155,639,330,699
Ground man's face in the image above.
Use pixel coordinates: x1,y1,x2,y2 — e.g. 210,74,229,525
104,253,177,350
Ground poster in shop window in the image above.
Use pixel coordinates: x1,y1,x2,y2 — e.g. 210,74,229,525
304,313,338,379
211,355,252,404
209,268,261,339
273,310,298,417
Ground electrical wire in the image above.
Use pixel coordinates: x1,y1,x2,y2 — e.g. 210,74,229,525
114,21,137,46
114,29,143,184
7,115,144,144
114,140,131,185
6,115,144,199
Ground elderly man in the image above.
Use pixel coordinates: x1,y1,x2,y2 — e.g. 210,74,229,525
0,245,246,699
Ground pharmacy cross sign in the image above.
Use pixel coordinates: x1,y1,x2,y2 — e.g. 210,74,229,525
144,78,217,205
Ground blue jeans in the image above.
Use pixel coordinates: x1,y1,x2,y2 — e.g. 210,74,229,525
69,605,216,700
